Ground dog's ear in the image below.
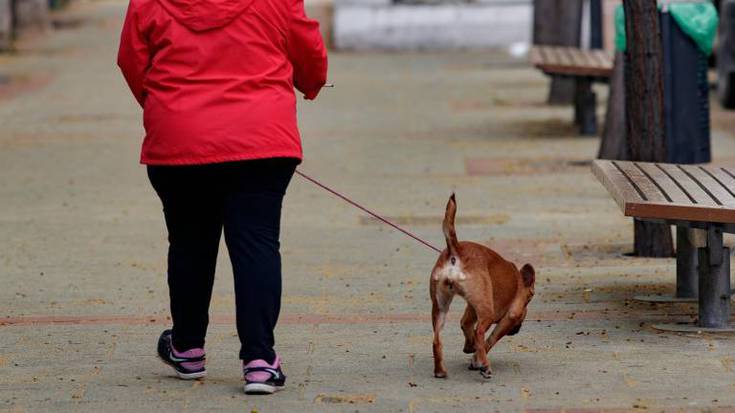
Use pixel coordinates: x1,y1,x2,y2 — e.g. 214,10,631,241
520,264,535,287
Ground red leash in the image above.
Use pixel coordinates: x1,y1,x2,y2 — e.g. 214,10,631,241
295,170,442,254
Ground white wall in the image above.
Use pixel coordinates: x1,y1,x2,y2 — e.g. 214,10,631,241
334,0,532,50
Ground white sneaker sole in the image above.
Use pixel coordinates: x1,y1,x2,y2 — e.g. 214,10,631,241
243,382,283,395
158,354,207,380
175,370,207,380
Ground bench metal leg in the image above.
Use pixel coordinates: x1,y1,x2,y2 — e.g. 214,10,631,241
677,226,699,299
634,226,698,303
654,226,735,333
698,228,731,328
574,78,597,136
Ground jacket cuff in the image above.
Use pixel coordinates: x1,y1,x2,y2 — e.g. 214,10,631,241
303,88,321,100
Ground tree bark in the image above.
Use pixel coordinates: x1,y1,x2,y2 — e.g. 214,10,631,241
598,52,628,160
0,0,12,51
533,0,584,105
13,0,49,36
623,0,674,257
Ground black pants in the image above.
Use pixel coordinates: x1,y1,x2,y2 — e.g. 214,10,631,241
148,158,297,363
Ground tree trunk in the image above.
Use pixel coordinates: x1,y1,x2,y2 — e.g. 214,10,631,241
598,52,628,160
13,0,49,36
533,0,584,105
0,0,12,51
623,0,674,257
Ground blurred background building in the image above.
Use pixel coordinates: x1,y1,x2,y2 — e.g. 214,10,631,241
302,0,625,53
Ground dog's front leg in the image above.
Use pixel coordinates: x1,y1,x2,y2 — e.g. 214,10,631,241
485,308,526,352
432,301,449,378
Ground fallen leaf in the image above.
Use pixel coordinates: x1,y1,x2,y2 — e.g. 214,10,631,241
521,387,531,399
315,394,376,404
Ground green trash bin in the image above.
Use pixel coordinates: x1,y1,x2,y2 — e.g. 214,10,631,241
616,3,718,55
615,2,717,165
48,0,69,10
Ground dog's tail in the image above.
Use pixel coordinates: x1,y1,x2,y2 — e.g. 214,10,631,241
443,193,460,259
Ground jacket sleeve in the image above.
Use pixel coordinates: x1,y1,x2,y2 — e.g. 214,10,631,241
117,2,150,107
287,0,328,100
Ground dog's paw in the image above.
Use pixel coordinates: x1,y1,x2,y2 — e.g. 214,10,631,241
434,370,448,379
479,368,493,379
469,360,492,378
468,359,484,371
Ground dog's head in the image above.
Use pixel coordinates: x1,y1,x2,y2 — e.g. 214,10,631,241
508,263,536,336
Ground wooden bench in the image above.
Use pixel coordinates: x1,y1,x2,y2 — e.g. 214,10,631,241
530,46,614,136
592,159,735,331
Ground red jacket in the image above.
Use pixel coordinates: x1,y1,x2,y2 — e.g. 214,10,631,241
117,0,327,165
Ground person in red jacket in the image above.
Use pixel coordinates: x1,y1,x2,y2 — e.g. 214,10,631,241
117,0,327,395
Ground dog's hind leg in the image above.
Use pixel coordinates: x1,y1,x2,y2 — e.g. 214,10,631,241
460,305,477,354
432,302,449,378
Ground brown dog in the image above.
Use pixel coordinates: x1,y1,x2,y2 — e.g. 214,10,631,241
430,194,535,379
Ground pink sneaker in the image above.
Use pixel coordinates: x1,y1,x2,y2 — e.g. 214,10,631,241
242,355,286,394
156,330,206,380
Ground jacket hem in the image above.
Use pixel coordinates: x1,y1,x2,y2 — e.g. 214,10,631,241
140,151,304,166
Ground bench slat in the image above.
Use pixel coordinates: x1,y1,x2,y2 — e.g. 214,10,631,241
598,50,614,68
592,160,644,213
656,163,718,206
583,50,602,68
614,161,669,202
529,46,614,78
680,165,735,207
593,160,735,224
558,47,574,67
567,48,587,68
584,49,601,67
636,162,692,204
705,167,735,202
537,46,550,64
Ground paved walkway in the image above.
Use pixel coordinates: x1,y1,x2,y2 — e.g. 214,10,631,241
3,2,735,412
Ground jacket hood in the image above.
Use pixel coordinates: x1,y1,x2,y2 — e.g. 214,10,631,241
156,0,255,32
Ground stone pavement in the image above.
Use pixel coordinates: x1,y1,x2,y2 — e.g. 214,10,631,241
3,1,735,412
